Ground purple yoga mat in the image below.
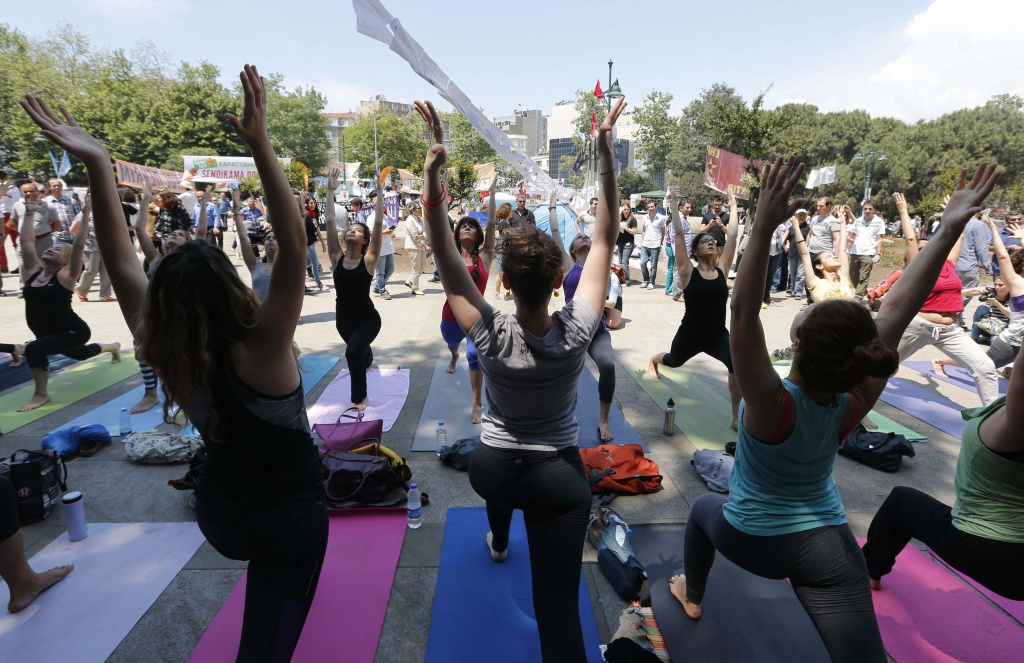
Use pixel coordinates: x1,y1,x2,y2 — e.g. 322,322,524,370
937,559,1024,626
188,510,406,663
903,360,1008,397
878,377,967,439
858,538,1024,662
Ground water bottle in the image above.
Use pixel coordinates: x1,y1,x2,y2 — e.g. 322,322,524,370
407,483,422,529
119,407,132,438
63,491,88,542
435,421,447,456
663,399,676,435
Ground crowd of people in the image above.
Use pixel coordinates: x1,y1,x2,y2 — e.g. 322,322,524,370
0,66,1021,663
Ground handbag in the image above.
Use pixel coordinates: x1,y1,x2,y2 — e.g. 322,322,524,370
839,425,915,472
974,313,1008,338
321,442,410,508
312,407,384,452
0,449,68,525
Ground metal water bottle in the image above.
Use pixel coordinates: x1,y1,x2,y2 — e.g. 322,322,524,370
663,398,676,435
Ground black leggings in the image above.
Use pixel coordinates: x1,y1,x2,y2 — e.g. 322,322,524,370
336,312,381,404
862,486,1024,600
588,330,615,403
662,327,734,373
0,476,20,543
197,497,329,663
684,494,886,663
24,328,100,370
468,444,592,663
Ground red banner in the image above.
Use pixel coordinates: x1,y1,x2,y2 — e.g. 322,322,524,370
703,146,765,200
114,160,184,193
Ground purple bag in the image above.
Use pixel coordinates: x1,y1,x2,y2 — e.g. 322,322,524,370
312,407,383,452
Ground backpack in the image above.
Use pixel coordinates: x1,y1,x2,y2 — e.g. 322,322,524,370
579,444,662,495
587,503,649,601
839,425,915,472
41,424,111,458
691,449,734,493
0,449,68,525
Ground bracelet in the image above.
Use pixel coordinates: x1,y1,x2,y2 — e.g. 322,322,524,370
549,205,557,209
599,169,615,176
422,186,447,209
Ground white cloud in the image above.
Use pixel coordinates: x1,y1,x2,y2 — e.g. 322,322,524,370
768,0,1024,122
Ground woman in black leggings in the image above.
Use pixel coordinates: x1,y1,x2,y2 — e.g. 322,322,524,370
23,66,327,662
673,157,1001,663
648,190,741,429
324,166,383,410
415,98,626,663
11,191,120,412
548,192,617,441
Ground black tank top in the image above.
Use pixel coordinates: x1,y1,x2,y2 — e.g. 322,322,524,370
334,257,376,319
681,267,728,335
193,361,323,503
23,270,88,337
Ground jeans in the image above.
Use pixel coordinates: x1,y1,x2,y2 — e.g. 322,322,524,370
971,305,992,344
764,252,782,303
305,245,321,287
616,243,633,282
863,486,1024,600
898,315,1000,405
639,246,660,286
787,249,805,295
664,244,675,294
374,253,395,293
685,494,886,663
773,250,787,290
468,444,592,663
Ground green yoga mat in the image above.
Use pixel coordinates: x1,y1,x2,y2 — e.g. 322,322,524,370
628,366,733,450
771,362,926,441
0,353,140,435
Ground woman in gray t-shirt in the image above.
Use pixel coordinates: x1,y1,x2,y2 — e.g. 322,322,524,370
414,98,627,663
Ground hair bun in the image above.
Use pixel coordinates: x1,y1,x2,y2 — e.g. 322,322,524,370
853,338,900,379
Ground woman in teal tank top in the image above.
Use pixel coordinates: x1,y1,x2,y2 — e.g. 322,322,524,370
670,158,1002,663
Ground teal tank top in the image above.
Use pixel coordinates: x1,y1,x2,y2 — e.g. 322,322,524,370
724,380,849,536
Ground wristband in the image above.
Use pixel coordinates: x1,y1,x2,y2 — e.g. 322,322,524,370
422,186,447,209
599,169,615,176
549,205,557,209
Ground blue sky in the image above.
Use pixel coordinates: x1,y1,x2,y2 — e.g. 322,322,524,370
6,0,1022,123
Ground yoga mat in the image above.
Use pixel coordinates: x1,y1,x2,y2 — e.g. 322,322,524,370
0,522,206,663
0,354,139,435
903,359,1009,397
857,538,1024,662
772,363,927,441
188,510,406,663
877,377,967,439
575,369,647,450
628,365,733,450
424,507,603,663
46,382,167,438
308,366,408,433
939,560,1024,627
631,524,829,663
0,355,78,392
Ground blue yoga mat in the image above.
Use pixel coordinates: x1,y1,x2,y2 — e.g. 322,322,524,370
903,360,1008,396
425,507,603,663
576,369,646,450
878,377,967,439
0,355,78,392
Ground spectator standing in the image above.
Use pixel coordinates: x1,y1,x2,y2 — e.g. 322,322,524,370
848,201,886,299
367,190,396,300
42,178,80,245
575,197,598,237
639,200,666,289
192,189,223,250
665,199,693,297
700,195,730,247
783,209,810,298
12,182,60,284
509,194,536,228
957,211,993,320
0,170,20,274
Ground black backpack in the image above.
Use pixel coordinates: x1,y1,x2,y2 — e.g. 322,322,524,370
839,425,915,472
438,436,479,472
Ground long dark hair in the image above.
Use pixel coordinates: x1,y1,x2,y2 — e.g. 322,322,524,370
454,216,484,277
498,227,564,309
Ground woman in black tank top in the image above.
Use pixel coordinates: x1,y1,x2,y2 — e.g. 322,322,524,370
7,192,120,412
648,190,743,429
23,67,329,662
324,166,385,409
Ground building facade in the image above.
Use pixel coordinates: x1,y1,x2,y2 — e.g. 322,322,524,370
356,95,412,118
493,109,546,158
325,112,357,165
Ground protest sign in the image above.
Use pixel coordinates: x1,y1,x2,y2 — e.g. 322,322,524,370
703,146,766,200
115,160,185,192
181,155,292,183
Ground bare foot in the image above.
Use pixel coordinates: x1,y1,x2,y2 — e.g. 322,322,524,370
8,564,74,613
598,421,614,442
931,358,951,378
486,532,507,563
472,405,483,425
17,393,51,412
110,342,122,363
647,358,660,380
129,392,159,414
446,352,459,374
870,578,881,591
352,397,369,412
9,344,24,367
668,574,702,620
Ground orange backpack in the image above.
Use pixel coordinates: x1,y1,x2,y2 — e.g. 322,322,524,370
579,444,663,495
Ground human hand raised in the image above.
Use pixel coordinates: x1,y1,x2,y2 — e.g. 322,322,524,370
20,96,110,164
0,180,12,200
232,187,242,214
327,167,343,191
937,163,1001,235
754,156,806,229
224,65,269,148
597,97,627,164
892,192,908,213
414,101,447,177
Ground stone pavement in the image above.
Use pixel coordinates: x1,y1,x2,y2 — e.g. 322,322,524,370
0,233,978,662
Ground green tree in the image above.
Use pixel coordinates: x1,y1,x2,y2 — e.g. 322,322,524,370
442,110,496,165
263,74,330,174
617,167,657,198
447,158,477,207
633,90,679,175
343,109,427,177
665,171,711,208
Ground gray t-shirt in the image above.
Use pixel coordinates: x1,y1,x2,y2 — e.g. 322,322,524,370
468,298,601,450
807,214,839,254
12,199,60,238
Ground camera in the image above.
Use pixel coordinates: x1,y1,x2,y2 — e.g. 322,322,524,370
979,286,997,302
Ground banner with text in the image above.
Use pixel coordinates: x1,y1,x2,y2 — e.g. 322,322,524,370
115,160,185,193
181,155,292,184
704,146,765,200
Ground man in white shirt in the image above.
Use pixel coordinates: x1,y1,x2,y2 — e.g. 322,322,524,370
178,181,198,216
639,200,666,289
848,201,885,299
12,181,61,283
575,197,598,238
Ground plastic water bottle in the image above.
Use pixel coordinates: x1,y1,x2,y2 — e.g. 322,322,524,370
407,483,422,529
119,407,132,438
435,421,447,456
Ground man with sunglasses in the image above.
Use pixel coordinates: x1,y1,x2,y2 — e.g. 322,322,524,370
509,195,536,228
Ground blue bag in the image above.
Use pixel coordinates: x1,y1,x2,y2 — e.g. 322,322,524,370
41,424,112,458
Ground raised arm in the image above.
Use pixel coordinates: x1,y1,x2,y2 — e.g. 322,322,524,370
836,205,851,278
793,222,819,289
985,215,1024,295
893,192,918,264
62,196,90,286
667,190,694,290
547,190,575,272
18,193,43,277
573,97,627,317
196,187,210,242
231,188,257,273
324,168,344,269
716,191,741,272
481,176,497,271
362,184,384,276
731,157,806,433
133,191,160,265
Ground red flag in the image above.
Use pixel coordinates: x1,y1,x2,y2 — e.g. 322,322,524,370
590,112,598,137
594,79,603,99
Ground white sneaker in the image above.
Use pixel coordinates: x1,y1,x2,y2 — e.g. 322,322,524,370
646,283,654,290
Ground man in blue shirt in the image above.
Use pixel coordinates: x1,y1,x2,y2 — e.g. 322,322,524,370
192,189,222,250
956,211,993,324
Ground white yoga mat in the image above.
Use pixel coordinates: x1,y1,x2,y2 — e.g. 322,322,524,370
0,522,206,663
47,383,167,438
307,368,410,433
412,350,488,452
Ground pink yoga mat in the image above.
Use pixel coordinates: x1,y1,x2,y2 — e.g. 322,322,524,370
859,538,1024,662
188,510,407,663
308,368,410,432
937,558,1024,626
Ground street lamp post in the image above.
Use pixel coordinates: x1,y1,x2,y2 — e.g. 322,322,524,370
853,138,887,203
